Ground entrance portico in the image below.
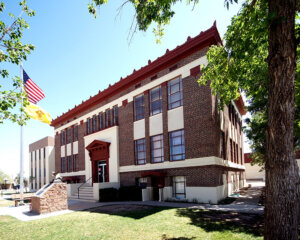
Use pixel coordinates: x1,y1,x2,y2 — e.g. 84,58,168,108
86,140,110,184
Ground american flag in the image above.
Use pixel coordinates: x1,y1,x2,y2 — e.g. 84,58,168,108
23,70,45,104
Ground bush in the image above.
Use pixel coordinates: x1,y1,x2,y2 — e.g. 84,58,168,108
99,188,118,202
119,186,142,201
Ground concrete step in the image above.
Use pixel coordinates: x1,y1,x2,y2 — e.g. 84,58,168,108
68,196,97,202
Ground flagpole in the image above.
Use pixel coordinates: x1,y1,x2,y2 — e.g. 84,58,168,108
20,60,24,200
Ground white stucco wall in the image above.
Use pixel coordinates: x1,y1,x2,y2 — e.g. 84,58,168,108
73,141,78,154
245,163,265,180
149,113,163,136
134,119,145,140
61,146,65,157
84,126,119,183
168,106,184,132
66,143,71,156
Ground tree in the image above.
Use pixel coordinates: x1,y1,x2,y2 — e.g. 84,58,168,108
15,173,28,187
0,0,35,125
90,0,299,238
0,169,10,184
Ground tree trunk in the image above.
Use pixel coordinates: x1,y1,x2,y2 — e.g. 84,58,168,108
265,0,299,239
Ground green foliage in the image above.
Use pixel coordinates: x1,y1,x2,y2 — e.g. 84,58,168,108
0,0,34,125
199,0,300,165
0,169,10,183
14,173,28,187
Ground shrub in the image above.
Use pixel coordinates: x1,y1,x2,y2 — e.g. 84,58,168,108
119,186,142,201
99,188,118,202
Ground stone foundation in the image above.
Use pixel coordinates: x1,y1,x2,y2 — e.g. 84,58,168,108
31,182,68,214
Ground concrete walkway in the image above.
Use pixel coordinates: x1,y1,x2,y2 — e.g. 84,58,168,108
0,182,264,221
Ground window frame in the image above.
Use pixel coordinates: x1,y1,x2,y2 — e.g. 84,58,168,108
150,134,164,163
169,129,185,161
168,77,183,110
73,154,78,172
134,94,145,121
61,130,66,145
61,157,66,173
87,118,92,134
150,86,162,116
105,109,111,127
113,105,118,125
73,125,78,141
172,176,186,199
135,138,146,165
67,128,71,144
92,115,97,132
67,156,72,172
99,112,104,129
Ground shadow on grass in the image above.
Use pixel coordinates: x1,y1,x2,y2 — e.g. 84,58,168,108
161,234,195,240
85,204,170,220
176,209,263,237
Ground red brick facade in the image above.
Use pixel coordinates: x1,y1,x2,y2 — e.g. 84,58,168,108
51,24,246,200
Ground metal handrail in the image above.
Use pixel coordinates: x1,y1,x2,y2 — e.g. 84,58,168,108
77,177,92,199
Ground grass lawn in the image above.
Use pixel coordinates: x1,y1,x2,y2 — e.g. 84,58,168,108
0,199,14,207
0,206,263,240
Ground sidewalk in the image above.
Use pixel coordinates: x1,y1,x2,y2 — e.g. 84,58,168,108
0,183,264,221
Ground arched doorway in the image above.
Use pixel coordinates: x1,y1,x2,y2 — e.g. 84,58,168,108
86,140,110,184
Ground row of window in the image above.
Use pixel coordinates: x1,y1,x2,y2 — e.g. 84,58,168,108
61,125,78,145
87,106,118,135
230,139,243,164
30,148,46,180
61,154,78,173
228,103,242,133
135,129,185,164
134,77,183,121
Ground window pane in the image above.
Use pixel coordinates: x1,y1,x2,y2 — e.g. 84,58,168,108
168,77,183,110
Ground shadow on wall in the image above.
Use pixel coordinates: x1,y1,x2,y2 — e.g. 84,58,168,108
176,208,264,237
84,205,170,220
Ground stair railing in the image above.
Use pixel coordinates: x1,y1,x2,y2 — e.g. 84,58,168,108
77,177,92,199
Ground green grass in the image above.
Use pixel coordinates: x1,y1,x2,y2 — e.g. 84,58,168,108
0,199,14,207
0,206,263,240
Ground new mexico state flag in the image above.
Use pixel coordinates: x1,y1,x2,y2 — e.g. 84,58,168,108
25,103,51,124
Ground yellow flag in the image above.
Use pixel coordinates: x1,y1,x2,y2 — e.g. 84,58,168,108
25,103,52,124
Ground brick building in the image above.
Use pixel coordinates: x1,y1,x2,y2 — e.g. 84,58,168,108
51,23,246,203
29,136,55,191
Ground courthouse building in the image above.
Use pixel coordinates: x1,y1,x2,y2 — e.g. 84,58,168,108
51,23,246,203
29,136,55,190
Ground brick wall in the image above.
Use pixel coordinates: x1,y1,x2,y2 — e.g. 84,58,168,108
120,166,225,187
31,182,68,214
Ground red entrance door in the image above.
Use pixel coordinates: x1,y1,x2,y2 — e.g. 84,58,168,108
86,140,110,184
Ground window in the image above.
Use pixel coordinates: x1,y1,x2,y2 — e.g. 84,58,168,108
61,130,66,145
150,86,162,115
67,156,72,172
87,118,92,134
73,154,78,171
137,177,147,188
61,157,66,173
220,132,226,160
113,105,118,125
67,128,71,144
43,147,46,159
151,134,164,163
134,94,145,121
44,150,46,178
169,129,185,161
99,112,104,129
173,176,186,199
74,125,78,141
39,149,41,160
135,139,146,165
93,115,97,132
106,109,111,127
230,140,233,162
168,77,183,109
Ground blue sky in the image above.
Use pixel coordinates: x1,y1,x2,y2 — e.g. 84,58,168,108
0,0,247,178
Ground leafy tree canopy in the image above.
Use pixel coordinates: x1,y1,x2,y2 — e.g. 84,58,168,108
0,0,34,125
